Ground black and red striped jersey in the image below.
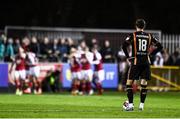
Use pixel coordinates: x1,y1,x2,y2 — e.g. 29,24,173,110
122,31,163,65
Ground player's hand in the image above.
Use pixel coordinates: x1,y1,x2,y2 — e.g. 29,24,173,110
127,57,134,64
9,69,12,74
81,59,87,63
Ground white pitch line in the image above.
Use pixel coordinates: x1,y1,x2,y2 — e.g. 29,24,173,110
0,109,142,112
0,117,180,119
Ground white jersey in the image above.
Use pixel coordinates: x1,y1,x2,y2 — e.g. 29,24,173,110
80,51,93,81
92,51,102,64
80,51,94,64
27,52,38,65
92,51,104,83
27,52,40,77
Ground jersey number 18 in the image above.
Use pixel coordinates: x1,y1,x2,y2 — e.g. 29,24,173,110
138,39,147,51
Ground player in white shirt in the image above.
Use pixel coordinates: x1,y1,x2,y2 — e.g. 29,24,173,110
80,47,94,95
26,49,41,94
69,47,82,95
91,47,105,95
9,47,26,96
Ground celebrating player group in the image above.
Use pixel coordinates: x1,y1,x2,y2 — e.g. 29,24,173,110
9,46,41,96
69,41,105,95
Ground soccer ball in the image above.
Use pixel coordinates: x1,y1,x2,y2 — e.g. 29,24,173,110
122,100,129,110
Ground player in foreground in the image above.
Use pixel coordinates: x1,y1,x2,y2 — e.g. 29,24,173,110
122,19,163,111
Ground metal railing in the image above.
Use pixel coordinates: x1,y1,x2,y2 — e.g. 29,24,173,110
4,26,161,52
162,34,180,54
149,66,180,91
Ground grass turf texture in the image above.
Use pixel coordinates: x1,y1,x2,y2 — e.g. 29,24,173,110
0,92,180,118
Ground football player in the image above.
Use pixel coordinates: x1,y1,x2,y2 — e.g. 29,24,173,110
26,48,41,94
91,46,104,95
9,47,26,95
80,46,94,95
122,19,163,111
69,47,81,95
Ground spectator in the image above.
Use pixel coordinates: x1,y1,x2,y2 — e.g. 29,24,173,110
162,49,170,65
50,38,60,62
92,43,100,52
167,50,179,66
0,37,5,61
4,38,14,62
39,37,52,62
78,40,87,51
52,38,59,53
58,38,68,62
13,38,21,54
22,37,30,52
30,36,40,55
90,38,101,51
153,52,164,67
174,49,180,66
67,37,75,54
101,40,115,63
89,38,98,49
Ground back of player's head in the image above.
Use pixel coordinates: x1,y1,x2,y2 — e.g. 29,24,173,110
135,19,146,29
70,47,77,53
18,46,24,53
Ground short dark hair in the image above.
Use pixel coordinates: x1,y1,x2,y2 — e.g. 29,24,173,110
135,19,146,29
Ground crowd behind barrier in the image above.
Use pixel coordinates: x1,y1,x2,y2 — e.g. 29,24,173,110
0,34,180,92
0,34,180,66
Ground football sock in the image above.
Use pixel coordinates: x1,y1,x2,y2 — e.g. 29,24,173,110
75,81,80,91
126,85,133,103
81,81,86,93
72,82,77,91
38,81,42,90
86,81,92,93
96,82,102,94
19,80,24,91
15,80,20,89
34,81,40,91
140,85,147,103
29,82,33,88
35,82,39,91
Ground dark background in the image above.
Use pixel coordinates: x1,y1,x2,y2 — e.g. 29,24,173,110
0,0,180,33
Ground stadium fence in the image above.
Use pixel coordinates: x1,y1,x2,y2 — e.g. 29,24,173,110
162,34,180,54
4,26,161,52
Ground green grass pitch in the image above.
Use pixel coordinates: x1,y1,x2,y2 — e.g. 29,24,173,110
0,91,180,118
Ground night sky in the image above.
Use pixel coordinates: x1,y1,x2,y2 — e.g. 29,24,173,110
1,0,180,33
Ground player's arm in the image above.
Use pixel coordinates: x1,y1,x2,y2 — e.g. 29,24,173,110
86,53,94,64
150,35,163,56
25,54,31,66
68,54,74,66
92,53,102,64
75,54,81,65
9,59,15,74
122,35,132,58
35,57,39,64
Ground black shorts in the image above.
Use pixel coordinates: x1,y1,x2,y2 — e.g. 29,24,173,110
127,64,151,80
